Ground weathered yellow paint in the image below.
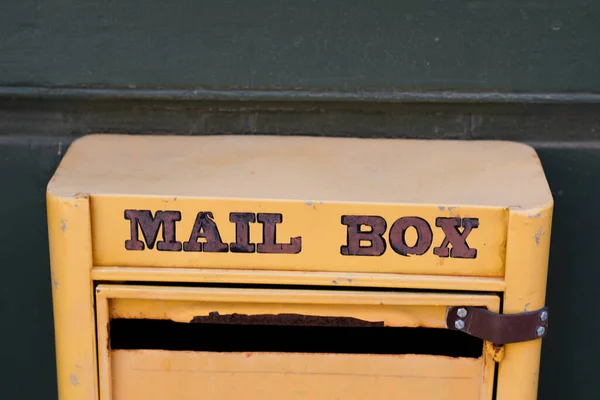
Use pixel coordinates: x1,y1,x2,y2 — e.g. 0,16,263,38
96,285,499,400
91,196,507,276
50,134,552,278
47,134,553,400
99,284,501,327
497,206,553,400
47,193,98,400
91,266,507,292
49,135,552,208
96,284,502,307
111,350,487,400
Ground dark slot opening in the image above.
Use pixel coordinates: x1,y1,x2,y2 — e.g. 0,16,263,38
95,279,502,296
109,317,483,358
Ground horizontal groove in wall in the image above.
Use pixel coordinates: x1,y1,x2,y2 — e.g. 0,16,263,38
1,87,600,142
2,86,600,104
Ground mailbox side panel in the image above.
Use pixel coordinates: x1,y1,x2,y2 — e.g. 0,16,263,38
497,204,553,400
47,192,98,400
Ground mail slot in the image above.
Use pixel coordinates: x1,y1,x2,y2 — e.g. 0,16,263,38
47,134,553,400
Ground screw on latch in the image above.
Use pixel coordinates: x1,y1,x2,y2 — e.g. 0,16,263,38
536,326,546,337
454,308,467,329
537,310,548,337
447,305,549,344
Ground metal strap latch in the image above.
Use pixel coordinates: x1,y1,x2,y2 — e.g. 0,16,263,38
446,306,549,345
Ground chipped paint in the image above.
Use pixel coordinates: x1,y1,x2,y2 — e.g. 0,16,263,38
304,200,322,210
73,192,89,199
446,206,460,217
69,374,79,386
534,227,545,245
438,206,445,211
51,270,59,288
331,277,353,284
60,219,67,232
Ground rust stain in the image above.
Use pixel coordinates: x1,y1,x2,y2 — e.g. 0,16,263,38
484,342,505,362
190,312,384,328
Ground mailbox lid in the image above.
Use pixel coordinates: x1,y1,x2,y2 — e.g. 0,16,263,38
49,134,551,207
96,284,500,400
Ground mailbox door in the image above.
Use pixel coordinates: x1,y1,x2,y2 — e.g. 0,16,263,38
96,284,499,400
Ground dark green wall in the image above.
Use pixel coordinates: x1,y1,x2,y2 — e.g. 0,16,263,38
1,1,600,399
2,103,600,400
1,0,599,95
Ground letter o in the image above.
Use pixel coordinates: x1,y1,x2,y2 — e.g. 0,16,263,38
389,217,433,256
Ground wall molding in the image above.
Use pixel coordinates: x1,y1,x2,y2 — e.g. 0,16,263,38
2,86,600,104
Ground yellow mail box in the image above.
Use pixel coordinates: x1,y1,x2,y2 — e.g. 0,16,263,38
47,135,553,400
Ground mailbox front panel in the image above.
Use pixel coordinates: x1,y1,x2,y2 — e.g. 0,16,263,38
91,196,508,277
96,285,499,400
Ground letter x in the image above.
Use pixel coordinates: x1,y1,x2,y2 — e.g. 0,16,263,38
434,217,479,259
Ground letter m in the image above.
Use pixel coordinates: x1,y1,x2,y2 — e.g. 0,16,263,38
124,210,182,251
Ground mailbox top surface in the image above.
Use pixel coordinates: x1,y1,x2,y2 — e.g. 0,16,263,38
48,134,551,209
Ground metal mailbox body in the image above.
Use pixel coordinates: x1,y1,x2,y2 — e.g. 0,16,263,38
47,134,553,400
